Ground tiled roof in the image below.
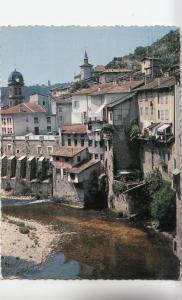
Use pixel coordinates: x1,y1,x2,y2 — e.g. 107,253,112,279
0,102,46,114
73,83,113,95
73,81,143,96
106,93,136,108
70,159,100,174
94,65,106,73
134,77,175,92
52,147,87,157
100,68,132,74
52,161,72,169
62,124,87,134
55,97,72,104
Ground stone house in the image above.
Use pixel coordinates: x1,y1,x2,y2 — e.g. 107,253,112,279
136,76,175,135
72,81,143,124
0,102,52,136
99,69,132,84
60,123,105,161
141,57,161,78
55,97,72,127
134,76,176,181
104,93,138,171
52,146,101,206
29,93,57,133
173,73,182,278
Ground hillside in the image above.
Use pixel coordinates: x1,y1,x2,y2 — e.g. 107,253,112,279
106,29,180,73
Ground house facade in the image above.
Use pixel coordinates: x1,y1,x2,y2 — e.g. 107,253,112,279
135,76,176,181
52,146,101,206
0,103,50,136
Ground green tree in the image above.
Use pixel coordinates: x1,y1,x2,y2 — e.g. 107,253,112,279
151,183,176,230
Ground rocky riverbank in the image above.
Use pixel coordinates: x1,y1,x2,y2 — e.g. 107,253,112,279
0,215,61,278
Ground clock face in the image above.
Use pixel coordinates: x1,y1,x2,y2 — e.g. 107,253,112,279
15,78,20,82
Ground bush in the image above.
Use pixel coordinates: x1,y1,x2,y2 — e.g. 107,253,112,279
112,181,126,195
145,169,163,197
102,123,115,134
19,226,30,234
151,183,176,230
129,124,140,141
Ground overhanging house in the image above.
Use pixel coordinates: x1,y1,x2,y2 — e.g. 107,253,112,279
134,76,176,182
52,146,101,206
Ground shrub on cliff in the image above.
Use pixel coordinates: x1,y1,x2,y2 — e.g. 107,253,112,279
19,226,30,234
151,183,176,230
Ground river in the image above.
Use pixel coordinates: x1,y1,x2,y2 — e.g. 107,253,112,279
1,199,179,279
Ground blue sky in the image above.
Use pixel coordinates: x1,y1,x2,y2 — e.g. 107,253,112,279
0,26,175,86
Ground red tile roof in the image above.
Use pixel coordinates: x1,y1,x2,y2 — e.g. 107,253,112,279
52,147,87,157
70,159,100,174
52,161,72,169
62,124,87,134
0,102,46,115
134,77,175,91
73,81,143,96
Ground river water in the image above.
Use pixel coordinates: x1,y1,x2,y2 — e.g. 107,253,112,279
1,199,179,279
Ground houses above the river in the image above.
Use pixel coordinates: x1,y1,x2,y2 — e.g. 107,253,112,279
0,53,181,210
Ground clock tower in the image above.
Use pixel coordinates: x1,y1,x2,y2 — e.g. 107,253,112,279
8,69,24,107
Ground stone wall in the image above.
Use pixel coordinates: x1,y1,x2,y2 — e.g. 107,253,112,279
112,126,132,171
1,135,60,159
53,175,85,208
0,154,52,196
140,141,175,182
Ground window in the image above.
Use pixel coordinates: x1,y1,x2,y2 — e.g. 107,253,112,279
15,87,18,95
77,156,81,162
95,141,98,147
47,146,53,155
89,140,92,146
56,156,59,161
68,139,71,146
16,149,20,154
100,154,104,160
56,169,61,174
59,106,62,112
63,169,67,176
47,126,51,132
37,146,42,155
95,154,98,159
81,140,84,147
160,110,165,120
74,101,79,109
59,116,63,121
26,127,29,133
74,139,78,146
26,116,29,122
165,110,169,120
83,111,87,119
7,144,12,153
18,88,21,95
34,117,39,124
158,110,160,119
47,117,51,123
70,173,75,180
109,112,113,121
43,101,45,106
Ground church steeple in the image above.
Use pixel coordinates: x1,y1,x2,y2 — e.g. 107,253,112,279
84,50,89,64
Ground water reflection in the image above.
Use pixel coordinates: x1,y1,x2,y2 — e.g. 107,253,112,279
2,201,179,279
